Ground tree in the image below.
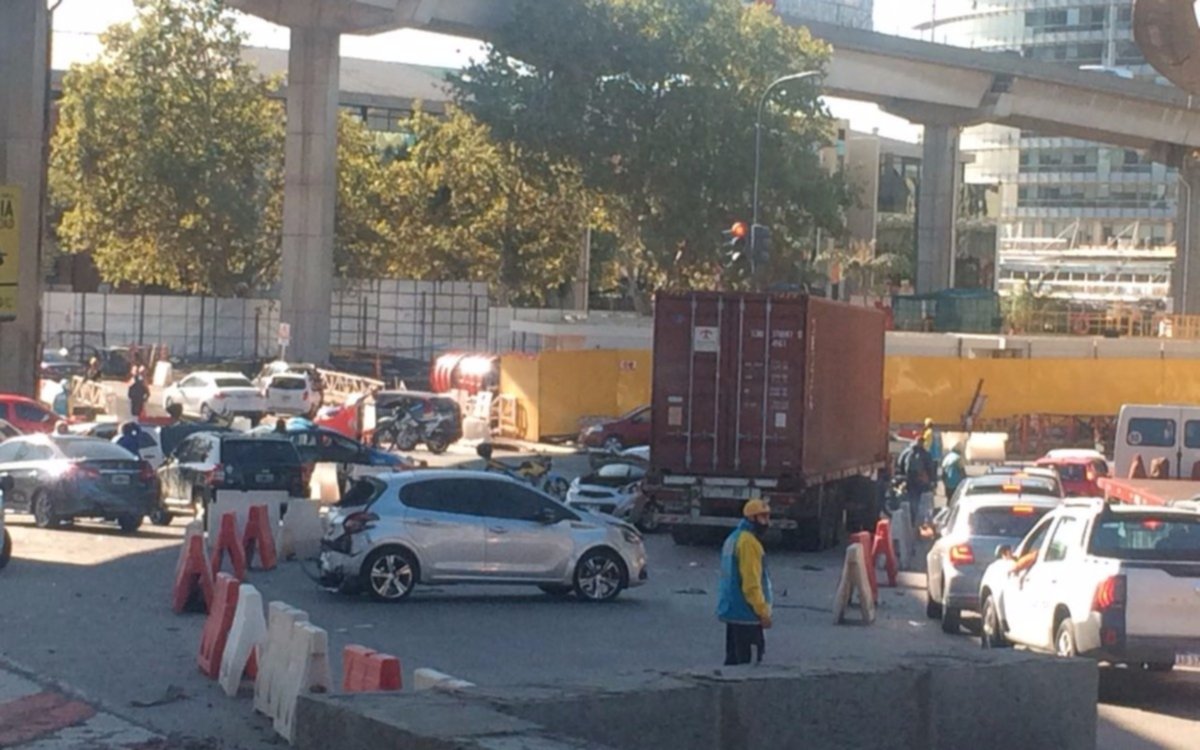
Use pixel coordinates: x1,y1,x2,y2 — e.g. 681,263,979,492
371,107,599,306
50,0,283,296
454,0,852,303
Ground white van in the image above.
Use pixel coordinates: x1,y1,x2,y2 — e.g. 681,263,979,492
1114,405,1200,479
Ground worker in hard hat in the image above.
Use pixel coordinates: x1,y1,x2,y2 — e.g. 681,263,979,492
717,498,774,666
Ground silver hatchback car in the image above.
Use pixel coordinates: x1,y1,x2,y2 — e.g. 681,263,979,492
319,471,648,603
926,492,1059,634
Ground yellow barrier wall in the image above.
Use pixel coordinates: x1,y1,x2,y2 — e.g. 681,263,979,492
504,350,1200,442
886,357,1200,424
499,350,654,440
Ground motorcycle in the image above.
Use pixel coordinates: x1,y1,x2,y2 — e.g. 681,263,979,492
475,443,570,500
373,403,455,455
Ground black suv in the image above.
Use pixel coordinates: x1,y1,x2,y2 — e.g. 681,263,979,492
153,432,307,525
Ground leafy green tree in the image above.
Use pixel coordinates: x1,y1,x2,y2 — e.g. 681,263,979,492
50,0,283,296
375,107,598,306
454,0,852,303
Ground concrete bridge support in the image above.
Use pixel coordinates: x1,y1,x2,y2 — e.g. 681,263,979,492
0,0,47,395
916,124,961,294
280,28,340,365
1172,156,1200,315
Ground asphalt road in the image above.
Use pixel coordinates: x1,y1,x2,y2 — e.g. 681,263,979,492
0,444,1197,749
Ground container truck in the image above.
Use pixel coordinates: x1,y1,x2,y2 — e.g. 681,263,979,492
644,291,888,549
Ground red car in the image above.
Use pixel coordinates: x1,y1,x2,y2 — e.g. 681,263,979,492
579,406,651,452
1035,450,1110,497
0,395,60,434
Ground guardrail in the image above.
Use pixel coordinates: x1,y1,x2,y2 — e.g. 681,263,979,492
316,369,384,406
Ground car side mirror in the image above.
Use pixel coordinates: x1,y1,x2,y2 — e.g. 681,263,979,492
0,475,12,493
996,544,1014,560
537,507,559,525
476,443,494,460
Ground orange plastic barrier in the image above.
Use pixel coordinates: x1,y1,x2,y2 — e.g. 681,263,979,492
210,512,248,581
872,518,899,587
848,531,877,603
198,573,241,679
341,644,403,693
242,505,278,571
172,534,214,614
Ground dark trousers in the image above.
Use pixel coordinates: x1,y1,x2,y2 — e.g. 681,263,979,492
724,623,765,666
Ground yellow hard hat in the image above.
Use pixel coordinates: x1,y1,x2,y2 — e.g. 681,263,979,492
743,499,770,518
924,417,934,427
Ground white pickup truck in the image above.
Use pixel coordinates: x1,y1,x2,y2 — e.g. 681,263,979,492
978,499,1200,670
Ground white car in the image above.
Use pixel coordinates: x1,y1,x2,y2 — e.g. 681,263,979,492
566,461,647,519
262,372,318,417
163,371,267,424
978,499,1200,670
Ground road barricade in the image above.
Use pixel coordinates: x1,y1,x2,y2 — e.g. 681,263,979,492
412,668,475,693
242,504,277,571
872,518,899,587
254,603,310,716
197,573,240,679
890,504,917,572
832,543,876,625
272,621,332,742
847,531,876,603
280,500,324,560
210,512,247,581
342,645,402,693
172,533,214,614
219,583,268,698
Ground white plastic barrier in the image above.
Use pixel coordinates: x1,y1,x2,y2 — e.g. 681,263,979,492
254,603,309,716
309,463,341,503
832,543,876,625
890,504,918,572
207,490,286,553
273,622,332,743
941,431,1009,464
280,500,324,561
219,584,268,698
412,668,476,693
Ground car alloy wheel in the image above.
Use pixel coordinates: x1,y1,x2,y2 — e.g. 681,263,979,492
980,597,1007,649
636,501,662,534
365,548,416,602
32,492,59,529
1055,619,1078,658
574,550,625,602
602,436,623,453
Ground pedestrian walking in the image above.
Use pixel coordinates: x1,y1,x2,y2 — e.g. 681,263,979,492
127,375,149,420
941,442,966,507
717,499,773,666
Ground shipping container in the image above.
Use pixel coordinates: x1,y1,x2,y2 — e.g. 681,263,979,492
646,292,887,549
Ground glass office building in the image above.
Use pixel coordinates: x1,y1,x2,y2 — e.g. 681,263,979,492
925,1,1175,250
775,0,874,30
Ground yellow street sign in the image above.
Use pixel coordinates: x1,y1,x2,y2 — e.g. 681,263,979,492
0,185,19,321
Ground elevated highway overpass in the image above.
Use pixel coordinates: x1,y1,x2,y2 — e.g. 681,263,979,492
8,0,1200,383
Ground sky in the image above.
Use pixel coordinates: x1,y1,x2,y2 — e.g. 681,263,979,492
51,0,922,141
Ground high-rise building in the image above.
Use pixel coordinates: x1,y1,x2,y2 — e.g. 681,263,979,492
923,1,1175,254
775,0,874,30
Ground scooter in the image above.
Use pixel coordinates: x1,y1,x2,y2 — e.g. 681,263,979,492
476,443,570,500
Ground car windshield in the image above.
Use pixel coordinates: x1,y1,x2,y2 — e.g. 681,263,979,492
969,506,1051,538
1089,516,1200,562
596,463,645,479
271,376,306,390
223,440,299,465
1055,464,1085,482
215,376,254,388
54,439,135,460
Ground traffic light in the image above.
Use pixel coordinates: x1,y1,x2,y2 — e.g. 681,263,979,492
750,224,771,270
722,221,750,263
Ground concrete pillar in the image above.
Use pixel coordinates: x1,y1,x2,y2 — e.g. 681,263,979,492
0,0,47,395
916,124,961,294
281,27,339,364
1172,156,1200,315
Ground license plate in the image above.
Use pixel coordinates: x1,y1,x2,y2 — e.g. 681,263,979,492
111,474,130,485
256,472,274,484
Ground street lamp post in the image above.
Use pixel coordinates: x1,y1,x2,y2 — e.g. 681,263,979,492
751,70,821,273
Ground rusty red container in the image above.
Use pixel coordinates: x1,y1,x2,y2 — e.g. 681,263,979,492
651,292,886,481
